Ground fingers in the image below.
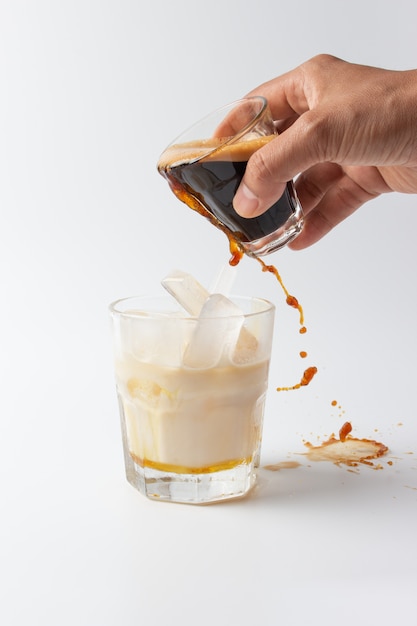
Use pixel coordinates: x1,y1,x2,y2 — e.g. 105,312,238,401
288,165,384,250
229,54,417,250
231,55,351,218
233,112,329,218
214,97,267,138
295,162,344,209
244,63,311,119
244,54,344,120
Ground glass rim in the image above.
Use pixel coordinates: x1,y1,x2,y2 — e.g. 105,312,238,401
159,96,269,165
109,293,275,321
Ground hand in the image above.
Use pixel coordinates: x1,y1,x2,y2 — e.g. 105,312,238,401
232,54,417,249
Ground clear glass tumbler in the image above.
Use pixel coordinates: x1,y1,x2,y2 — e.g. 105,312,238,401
109,294,275,504
158,96,303,257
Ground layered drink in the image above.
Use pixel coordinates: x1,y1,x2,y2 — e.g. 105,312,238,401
110,283,275,504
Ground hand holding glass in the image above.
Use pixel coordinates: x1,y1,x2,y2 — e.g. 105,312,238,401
158,97,303,257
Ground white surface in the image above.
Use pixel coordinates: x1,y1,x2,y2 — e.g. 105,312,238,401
1,1,417,624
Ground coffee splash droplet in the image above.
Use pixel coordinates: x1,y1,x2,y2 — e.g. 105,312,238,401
339,421,353,442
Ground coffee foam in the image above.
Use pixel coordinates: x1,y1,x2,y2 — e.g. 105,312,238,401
158,134,275,169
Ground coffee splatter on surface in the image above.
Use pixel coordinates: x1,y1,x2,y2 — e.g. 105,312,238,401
264,423,390,472
303,429,388,468
263,461,301,471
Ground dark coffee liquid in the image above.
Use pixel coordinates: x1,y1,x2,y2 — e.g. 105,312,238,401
158,136,317,392
158,136,298,245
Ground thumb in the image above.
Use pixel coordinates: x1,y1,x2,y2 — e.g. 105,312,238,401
233,116,322,218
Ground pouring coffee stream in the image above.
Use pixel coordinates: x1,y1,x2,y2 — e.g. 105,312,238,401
157,97,315,391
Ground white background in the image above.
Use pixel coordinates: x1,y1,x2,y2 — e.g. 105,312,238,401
1,1,417,624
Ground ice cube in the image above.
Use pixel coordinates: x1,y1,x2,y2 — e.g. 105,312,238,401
182,294,244,369
161,269,208,316
209,263,238,296
233,325,259,364
162,269,259,365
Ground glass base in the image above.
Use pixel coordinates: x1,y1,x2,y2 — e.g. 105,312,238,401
240,182,304,257
125,456,257,504
242,203,304,257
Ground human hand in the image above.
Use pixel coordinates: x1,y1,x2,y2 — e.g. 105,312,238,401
232,54,417,249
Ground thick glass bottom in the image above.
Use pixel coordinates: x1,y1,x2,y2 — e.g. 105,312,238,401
242,203,304,257
124,455,257,504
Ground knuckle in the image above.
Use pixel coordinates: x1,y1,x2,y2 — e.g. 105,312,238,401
307,53,341,71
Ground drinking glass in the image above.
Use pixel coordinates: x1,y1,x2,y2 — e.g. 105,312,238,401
109,294,275,504
158,96,303,257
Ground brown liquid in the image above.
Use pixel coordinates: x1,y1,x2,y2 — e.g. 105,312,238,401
339,421,353,442
254,257,319,390
158,136,298,248
304,432,389,467
257,258,304,326
158,135,390,470
263,461,301,471
158,138,315,391
263,428,389,472
277,366,318,392
130,452,250,475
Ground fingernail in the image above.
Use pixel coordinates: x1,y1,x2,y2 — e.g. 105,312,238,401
233,183,259,217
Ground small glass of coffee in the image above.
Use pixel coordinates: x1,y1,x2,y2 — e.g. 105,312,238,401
157,97,303,258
